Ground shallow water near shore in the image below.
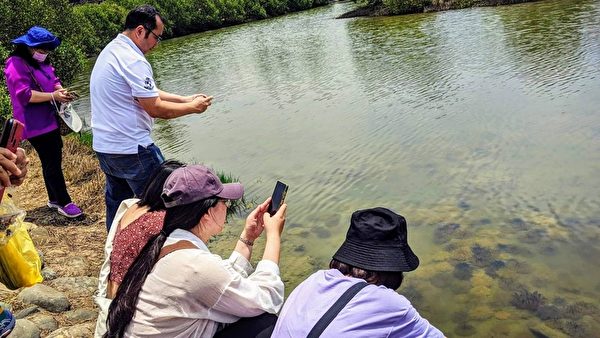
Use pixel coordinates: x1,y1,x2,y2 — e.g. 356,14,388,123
72,0,600,336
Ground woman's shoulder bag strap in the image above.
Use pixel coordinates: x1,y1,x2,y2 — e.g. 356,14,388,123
306,281,369,338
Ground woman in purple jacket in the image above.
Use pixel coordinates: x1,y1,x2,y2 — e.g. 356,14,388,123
4,26,82,218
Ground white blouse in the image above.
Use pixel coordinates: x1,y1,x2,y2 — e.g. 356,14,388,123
125,229,284,337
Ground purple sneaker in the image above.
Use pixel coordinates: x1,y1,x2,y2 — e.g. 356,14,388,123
47,201,61,209
0,308,15,338
57,203,83,218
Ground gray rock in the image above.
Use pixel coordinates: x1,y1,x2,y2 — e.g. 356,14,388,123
49,277,98,297
65,257,88,276
0,301,11,311
64,308,98,324
46,323,94,338
29,314,59,331
14,306,39,319
28,227,51,245
42,267,58,281
7,319,40,338
17,284,71,313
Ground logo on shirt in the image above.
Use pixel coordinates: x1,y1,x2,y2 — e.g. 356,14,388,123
143,77,154,90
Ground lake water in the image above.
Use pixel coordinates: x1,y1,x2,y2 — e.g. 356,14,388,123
73,0,600,336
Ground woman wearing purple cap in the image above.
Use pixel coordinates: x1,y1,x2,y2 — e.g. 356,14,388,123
105,164,287,338
4,26,82,218
271,207,445,338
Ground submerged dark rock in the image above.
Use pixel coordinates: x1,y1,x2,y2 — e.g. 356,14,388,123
505,258,532,275
475,218,492,226
454,321,476,336
471,244,494,267
521,229,547,244
434,223,461,244
509,217,528,230
563,301,599,319
313,227,331,239
498,277,527,292
529,328,552,338
400,285,423,306
484,260,505,277
560,319,588,337
453,262,473,280
536,304,561,320
511,289,545,311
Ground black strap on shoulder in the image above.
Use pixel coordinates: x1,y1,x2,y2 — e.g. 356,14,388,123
307,281,369,338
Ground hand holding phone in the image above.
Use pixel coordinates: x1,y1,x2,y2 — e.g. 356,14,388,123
0,119,24,201
268,181,288,216
65,90,80,101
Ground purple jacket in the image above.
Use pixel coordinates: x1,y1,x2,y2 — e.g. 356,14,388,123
4,56,60,139
272,269,445,338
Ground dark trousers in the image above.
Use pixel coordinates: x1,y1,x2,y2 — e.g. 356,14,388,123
96,144,164,231
27,129,72,206
214,313,277,338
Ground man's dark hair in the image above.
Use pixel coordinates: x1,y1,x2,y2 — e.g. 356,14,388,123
124,5,162,38
330,259,404,290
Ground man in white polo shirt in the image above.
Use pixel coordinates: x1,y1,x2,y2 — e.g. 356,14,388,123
90,5,213,230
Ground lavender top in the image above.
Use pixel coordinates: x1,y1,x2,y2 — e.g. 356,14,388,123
4,56,60,139
271,269,445,338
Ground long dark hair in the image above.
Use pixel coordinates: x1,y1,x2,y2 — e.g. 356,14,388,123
137,160,184,211
9,44,46,70
330,259,404,290
104,197,219,337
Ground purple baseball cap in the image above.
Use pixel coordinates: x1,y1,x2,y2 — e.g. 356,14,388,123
161,165,244,208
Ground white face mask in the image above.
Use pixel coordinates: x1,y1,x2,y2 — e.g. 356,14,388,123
32,51,48,62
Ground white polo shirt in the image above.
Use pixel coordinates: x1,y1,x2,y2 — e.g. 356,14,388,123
90,34,159,154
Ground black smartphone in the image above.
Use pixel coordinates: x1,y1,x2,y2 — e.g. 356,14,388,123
0,119,24,152
268,181,288,216
0,118,24,203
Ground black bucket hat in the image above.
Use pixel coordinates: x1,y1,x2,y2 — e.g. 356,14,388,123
332,207,419,272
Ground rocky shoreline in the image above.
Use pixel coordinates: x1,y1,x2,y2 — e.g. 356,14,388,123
337,0,542,19
2,136,106,337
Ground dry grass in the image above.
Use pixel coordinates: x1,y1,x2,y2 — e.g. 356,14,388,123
2,135,108,331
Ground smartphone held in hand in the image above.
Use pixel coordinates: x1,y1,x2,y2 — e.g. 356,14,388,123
0,118,24,202
268,181,288,216
0,118,24,152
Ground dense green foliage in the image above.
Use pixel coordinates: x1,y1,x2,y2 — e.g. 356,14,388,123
381,0,430,14
0,0,328,118
360,0,534,16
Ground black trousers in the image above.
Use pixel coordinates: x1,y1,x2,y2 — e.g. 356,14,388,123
27,129,72,206
214,313,277,338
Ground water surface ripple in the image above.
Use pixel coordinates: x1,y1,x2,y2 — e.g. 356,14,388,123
72,0,600,335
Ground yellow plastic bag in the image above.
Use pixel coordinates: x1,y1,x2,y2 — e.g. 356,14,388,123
0,196,43,290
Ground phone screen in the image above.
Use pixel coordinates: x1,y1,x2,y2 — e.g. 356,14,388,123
268,181,288,216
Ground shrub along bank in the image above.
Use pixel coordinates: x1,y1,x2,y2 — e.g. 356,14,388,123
338,0,540,18
0,0,329,118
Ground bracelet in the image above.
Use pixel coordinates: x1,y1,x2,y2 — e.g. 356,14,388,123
239,237,254,246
